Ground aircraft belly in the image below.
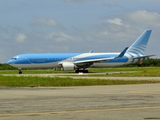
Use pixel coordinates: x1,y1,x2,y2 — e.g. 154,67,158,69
11,63,59,69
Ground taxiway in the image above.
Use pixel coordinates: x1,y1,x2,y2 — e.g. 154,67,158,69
3,73,160,81
0,84,160,120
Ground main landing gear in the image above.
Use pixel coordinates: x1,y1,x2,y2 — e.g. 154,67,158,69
18,68,22,74
75,69,89,73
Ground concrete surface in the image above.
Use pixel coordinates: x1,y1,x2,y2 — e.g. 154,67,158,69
0,84,160,120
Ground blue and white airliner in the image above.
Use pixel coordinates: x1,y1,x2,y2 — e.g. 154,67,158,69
8,30,155,74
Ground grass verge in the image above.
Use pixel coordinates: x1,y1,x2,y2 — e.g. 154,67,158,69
1,67,160,77
0,75,160,87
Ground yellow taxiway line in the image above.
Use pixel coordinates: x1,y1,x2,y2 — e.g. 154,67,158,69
1,106,160,117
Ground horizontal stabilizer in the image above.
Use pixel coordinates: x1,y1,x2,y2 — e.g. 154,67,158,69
133,54,156,59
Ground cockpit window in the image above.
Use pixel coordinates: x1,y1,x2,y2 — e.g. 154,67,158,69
11,58,17,60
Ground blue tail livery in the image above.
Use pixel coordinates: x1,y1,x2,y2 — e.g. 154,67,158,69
8,30,155,74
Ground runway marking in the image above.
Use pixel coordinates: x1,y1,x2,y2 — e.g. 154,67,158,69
1,106,160,117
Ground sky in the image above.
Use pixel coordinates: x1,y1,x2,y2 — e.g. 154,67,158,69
0,0,160,62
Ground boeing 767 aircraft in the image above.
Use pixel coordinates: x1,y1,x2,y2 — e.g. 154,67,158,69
8,30,155,74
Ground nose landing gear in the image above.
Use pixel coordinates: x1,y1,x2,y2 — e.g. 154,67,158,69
18,68,22,74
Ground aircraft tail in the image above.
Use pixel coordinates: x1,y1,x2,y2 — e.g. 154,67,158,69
126,30,152,55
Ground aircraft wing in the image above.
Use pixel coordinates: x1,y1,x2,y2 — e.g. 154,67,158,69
74,57,115,64
133,54,156,59
74,47,128,64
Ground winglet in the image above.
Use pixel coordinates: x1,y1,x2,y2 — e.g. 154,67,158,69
89,50,94,53
115,47,129,58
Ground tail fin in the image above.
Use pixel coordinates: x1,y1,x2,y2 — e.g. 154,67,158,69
126,30,152,55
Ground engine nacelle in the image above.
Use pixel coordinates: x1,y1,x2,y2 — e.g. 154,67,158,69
59,62,75,70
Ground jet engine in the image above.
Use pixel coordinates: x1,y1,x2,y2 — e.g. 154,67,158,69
59,62,75,70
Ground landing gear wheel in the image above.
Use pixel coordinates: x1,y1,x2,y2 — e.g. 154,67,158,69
75,70,79,73
18,68,22,74
75,69,89,73
84,70,88,73
19,71,22,74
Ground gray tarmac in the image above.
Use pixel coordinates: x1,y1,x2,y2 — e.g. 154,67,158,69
0,84,160,120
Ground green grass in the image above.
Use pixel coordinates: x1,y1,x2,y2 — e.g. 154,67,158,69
0,67,160,87
0,75,160,87
0,67,143,74
104,67,160,77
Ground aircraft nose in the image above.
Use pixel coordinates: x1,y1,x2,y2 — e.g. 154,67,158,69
8,60,12,64
8,60,15,64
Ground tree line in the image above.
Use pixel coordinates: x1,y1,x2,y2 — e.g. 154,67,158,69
125,58,160,67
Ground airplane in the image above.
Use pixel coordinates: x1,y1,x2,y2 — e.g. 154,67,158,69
8,30,155,74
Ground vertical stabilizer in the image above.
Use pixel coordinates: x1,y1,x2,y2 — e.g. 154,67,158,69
126,30,152,55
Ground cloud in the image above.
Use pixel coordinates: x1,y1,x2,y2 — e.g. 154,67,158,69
126,10,160,27
105,11,160,29
32,17,57,27
46,32,74,42
102,1,123,8
15,33,27,43
45,32,83,42
98,10,160,43
63,0,85,3
106,18,123,26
